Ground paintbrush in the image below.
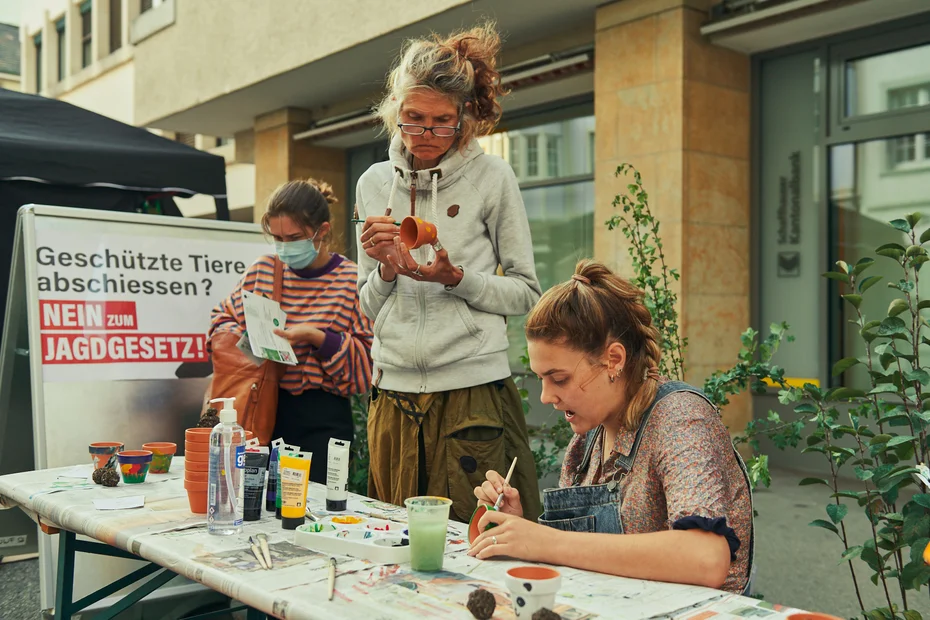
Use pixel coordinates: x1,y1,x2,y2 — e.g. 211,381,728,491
256,533,273,569
493,457,518,511
351,218,402,226
327,557,337,601
248,536,269,570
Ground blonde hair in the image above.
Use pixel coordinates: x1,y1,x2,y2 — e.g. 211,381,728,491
375,22,508,148
261,178,338,243
525,260,661,431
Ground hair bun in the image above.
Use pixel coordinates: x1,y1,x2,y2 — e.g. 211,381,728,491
307,178,338,205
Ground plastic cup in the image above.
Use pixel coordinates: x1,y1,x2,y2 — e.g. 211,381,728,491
404,496,452,572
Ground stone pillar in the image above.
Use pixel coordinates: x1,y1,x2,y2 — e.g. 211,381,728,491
253,108,348,254
593,0,752,433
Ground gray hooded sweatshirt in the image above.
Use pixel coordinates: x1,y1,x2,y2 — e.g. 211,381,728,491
355,135,541,394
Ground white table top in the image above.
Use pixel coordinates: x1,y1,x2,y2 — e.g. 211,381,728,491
0,458,806,620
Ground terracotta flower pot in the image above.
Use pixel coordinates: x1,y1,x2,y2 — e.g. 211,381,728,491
400,216,438,250
185,428,213,442
142,442,177,474
185,440,210,454
184,470,208,483
184,459,209,472
89,442,124,471
468,504,497,544
183,449,210,463
184,479,208,514
117,450,153,484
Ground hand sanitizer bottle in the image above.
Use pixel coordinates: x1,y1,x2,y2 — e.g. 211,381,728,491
207,397,245,535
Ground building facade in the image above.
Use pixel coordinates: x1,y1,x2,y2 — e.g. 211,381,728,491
20,0,930,440
0,22,20,90
19,0,254,220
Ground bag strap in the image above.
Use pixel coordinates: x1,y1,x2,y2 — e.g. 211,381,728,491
271,256,284,303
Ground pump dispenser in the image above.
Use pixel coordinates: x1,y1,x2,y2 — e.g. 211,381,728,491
207,397,245,535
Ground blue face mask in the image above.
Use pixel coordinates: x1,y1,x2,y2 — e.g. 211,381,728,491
275,232,320,269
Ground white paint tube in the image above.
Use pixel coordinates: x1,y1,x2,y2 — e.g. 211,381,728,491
326,438,351,511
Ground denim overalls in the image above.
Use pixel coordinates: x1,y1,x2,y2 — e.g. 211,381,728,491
537,381,755,594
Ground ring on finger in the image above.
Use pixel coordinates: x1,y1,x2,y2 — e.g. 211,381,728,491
369,239,376,248
492,535,498,545
414,266,423,277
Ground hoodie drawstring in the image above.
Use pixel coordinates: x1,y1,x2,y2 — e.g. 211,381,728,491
427,171,439,264
385,169,401,217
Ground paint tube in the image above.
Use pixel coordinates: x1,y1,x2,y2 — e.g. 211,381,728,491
326,438,351,511
276,443,301,519
279,451,312,530
266,438,285,513
243,444,269,522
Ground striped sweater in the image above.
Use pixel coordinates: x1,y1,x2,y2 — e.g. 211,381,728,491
209,253,373,398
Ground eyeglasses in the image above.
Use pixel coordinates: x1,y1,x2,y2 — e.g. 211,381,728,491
397,122,461,138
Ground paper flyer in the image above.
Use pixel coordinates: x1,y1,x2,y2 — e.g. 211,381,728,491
241,290,297,365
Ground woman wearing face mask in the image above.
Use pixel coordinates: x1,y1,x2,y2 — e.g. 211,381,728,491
209,179,373,483
355,23,542,522
469,260,754,594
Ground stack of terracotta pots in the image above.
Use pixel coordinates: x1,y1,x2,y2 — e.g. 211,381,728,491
183,428,254,514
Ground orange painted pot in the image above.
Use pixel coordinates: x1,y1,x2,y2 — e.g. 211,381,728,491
185,428,213,442
184,479,208,514
142,442,176,474
89,442,124,471
184,470,208,483
184,459,210,472
468,504,497,544
400,216,438,250
185,440,210,454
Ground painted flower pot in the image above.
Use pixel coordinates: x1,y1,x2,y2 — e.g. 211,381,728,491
116,450,153,484
89,442,124,471
504,566,562,618
184,479,208,514
400,216,438,250
142,442,177,474
468,504,497,544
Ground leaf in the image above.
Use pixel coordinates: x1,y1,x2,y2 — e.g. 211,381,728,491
919,300,930,311
828,387,866,401
832,491,861,500
869,384,900,395
809,519,839,535
890,218,912,233
859,275,884,293
906,212,922,228
912,494,930,509
922,226,930,244
822,271,850,283
826,503,848,524
843,294,863,309
905,369,930,385
856,467,874,481
854,257,875,275
832,357,860,376
870,434,893,445
799,477,829,487
878,316,908,336
840,545,863,562
794,403,818,414
888,298,910,317
903,609,924,620
886,435,917,447
876,242,907,259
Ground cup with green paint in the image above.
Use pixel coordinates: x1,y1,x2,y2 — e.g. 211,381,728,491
404,496,452,572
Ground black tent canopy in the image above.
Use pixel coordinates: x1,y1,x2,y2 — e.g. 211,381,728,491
0,87,230,336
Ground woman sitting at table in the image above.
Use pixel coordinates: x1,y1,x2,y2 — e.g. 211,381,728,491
470,260,754,593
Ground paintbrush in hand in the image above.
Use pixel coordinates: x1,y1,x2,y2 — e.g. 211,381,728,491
493,457,518,511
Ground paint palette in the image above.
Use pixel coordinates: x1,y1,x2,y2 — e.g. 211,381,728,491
293,517,410,564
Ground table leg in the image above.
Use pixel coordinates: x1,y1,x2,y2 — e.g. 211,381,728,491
53,530,76,619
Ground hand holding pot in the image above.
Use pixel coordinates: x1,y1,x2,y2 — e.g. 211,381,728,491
468,509,550,562
388,235,463,287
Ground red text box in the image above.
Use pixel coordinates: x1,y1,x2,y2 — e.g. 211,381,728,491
39,300,138,331
41,333,207,364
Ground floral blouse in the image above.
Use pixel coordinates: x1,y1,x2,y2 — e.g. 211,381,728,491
558,381,753,593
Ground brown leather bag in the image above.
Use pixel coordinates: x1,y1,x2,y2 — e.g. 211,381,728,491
206,257,285,445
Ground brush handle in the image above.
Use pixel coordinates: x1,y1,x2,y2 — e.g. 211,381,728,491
351,218,401,225
493,457,518,510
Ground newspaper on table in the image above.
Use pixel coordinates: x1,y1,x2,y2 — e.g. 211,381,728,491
241,290,297,365
0,461,808,620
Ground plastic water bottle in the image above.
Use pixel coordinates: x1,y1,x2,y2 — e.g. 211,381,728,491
207,397,245,535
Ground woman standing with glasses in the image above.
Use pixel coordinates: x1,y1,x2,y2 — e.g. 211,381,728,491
355,22,542,523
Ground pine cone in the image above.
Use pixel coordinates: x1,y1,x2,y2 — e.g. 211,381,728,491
466,588,495,620
198,407,220,428
532,609,561,620
100,468,120,487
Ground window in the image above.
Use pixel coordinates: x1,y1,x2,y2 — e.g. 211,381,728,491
109,0,122,53
526,135,539,177
176,132,196,147
216,137,230,148
140,0,165,13
81,2,93,69
477,113,596,370
33,33,42,92
546,136,560,178
885,85,930,170
844,43,930,117
509,136,520,177
55,18,65,82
